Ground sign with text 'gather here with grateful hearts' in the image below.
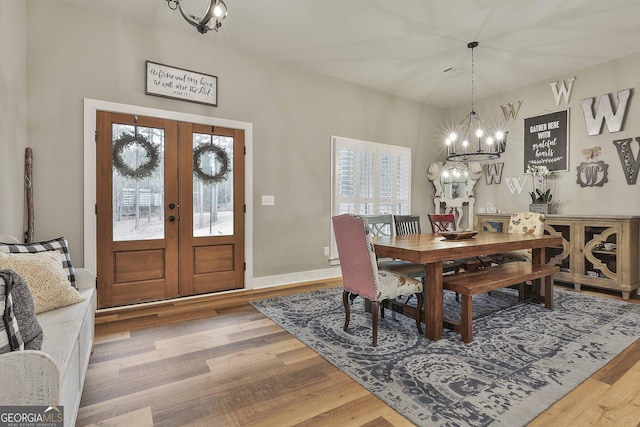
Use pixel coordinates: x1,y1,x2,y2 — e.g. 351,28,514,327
146,61,217,107
523,109,569,172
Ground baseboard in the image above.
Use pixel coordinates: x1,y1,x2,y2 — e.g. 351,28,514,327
251,267,342,289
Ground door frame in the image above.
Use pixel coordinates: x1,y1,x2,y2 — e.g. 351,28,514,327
83,98,254,291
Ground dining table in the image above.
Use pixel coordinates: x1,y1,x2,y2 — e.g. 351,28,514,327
373,231,563,341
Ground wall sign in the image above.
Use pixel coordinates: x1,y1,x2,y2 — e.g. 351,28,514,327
146,60,218,107
577,146,608,187
524,109,569,172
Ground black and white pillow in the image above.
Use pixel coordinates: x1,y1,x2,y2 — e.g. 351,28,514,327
1,271,25,353
0,270,43,352
0,237,77,288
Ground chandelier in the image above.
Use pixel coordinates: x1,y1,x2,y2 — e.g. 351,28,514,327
166,0,228,34
444,42,506,162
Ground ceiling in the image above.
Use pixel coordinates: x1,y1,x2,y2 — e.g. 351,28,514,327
64,0,640,108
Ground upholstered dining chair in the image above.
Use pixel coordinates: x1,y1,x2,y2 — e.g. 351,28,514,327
332,214,424,346
487,212,547,300
490,212,546,264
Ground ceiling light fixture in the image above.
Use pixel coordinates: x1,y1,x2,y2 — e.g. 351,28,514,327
444,42,506,162
166,0,228,34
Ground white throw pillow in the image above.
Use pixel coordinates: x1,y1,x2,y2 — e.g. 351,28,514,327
0,251,85,314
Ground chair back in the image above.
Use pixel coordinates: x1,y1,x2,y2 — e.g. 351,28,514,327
364,214,393,237
332,214,378,300
427,213,456,232
394,215,421,235
508,212,545,237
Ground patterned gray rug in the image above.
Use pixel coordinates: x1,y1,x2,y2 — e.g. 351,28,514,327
250,287,640,426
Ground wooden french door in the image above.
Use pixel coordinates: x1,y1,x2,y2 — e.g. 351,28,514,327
96,111,244,309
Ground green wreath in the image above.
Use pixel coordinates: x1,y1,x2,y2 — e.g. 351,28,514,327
112,134,160,180
193,144,230,184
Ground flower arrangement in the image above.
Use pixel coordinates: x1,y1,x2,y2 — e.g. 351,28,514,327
527,165,552,204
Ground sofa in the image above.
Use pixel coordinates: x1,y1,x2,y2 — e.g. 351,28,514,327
0,235,96,427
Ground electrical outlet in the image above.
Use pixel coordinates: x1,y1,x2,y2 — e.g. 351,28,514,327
323,246,330,256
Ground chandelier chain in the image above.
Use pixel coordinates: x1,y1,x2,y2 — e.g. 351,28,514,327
470,44,475,113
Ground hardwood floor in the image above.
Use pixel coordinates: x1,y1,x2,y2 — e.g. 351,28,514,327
77,281,640,426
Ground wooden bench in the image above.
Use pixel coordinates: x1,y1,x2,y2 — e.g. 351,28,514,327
442,262,560,343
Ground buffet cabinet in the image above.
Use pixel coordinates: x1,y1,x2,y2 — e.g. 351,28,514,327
475,213,640,299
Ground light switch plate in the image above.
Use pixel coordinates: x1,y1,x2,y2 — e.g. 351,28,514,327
262,195,275,206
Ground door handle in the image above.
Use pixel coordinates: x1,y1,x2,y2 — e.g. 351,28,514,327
169,215,176,222
169,203,176,209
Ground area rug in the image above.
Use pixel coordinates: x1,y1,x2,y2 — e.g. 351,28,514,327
250,287,640,426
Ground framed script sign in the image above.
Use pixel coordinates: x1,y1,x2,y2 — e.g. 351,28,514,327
146,61,217,106
523,109,569,172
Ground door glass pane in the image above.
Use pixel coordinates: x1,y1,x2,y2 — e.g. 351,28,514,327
193,133,234,237
112,124,165,241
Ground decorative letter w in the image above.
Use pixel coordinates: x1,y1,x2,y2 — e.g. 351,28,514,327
550,76,576,105
500,101,522,121
484,163,504,185
580,89,632,136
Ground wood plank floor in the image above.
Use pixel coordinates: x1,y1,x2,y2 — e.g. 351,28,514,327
77,281,640,426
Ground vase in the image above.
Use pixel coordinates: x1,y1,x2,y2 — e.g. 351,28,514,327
529,203,550,214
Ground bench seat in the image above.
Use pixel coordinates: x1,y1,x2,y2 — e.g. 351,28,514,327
442,262,559,343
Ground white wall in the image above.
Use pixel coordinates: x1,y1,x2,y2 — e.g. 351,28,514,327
23,0,442,280
445,52,640,217
0,1,27,239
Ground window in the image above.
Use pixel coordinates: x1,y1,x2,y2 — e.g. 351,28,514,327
330,135,411,259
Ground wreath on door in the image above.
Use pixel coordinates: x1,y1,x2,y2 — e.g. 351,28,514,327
193,143,230,185
112,134,160,180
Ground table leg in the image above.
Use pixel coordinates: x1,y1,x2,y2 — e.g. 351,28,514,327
531,247,544,302
424,262,443,341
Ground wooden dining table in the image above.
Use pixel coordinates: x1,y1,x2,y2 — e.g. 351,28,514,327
374,231,563,341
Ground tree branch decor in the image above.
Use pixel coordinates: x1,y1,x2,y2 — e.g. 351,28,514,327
193,143,230,185
112,133,160,180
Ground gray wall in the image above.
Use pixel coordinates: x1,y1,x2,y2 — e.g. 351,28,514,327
12,0,640,284
446,52,640,217
22,0,442,278
0,1,27,239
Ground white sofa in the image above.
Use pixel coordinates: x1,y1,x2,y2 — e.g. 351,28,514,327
0,236,96,427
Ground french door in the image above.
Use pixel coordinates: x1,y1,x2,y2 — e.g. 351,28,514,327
96,111,244,308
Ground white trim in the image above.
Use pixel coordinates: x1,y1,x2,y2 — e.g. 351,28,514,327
83,98,254,289
251,267,342,289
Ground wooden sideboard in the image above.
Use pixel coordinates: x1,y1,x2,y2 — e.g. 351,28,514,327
475,213,640,299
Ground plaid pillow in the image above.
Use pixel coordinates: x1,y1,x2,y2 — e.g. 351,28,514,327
1,272,25,353
0,237,77,288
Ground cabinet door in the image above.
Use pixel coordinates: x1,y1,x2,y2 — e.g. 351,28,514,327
581,223,619,282
543,221,572,278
